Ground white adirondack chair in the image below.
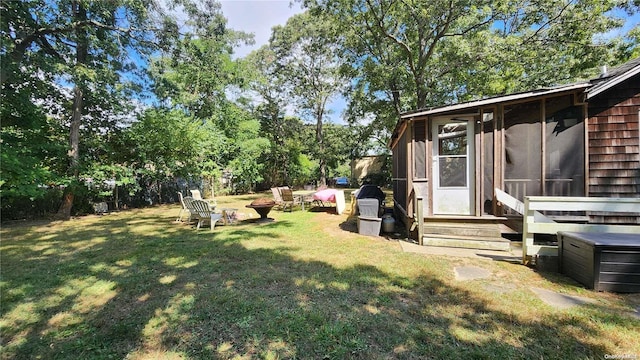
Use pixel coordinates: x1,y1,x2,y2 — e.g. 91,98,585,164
189,199,223,231
190,189,216,208
176,192,190,222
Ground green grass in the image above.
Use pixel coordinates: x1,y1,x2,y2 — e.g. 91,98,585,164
1,193,639,359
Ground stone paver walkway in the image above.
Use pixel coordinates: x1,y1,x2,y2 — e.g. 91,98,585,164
399,241,608,311
530,287,597,309
398,240,521,262
454,265,492,281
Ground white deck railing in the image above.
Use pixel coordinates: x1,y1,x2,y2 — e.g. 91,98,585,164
522,196,640,264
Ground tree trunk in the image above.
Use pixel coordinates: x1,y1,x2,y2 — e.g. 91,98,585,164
56,83,83,219
389,78,403,116
56,1,87,219
209,176,215,199
57,187,75,219
157,179,162,204
316,107,326,187
114,185,119,210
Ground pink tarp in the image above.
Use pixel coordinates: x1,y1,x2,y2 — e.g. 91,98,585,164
312,188,346,214
313,189,337,202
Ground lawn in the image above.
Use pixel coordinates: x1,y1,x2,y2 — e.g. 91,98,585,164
1,193,639,359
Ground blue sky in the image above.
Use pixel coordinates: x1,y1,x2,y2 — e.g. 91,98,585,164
219,1,639,123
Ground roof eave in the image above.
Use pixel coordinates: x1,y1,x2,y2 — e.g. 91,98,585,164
586,66,640,99
400,82,591,120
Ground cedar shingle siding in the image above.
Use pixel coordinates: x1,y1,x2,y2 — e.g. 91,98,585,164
587,76,640,223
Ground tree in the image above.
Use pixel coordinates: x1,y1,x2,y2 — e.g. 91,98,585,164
148,0,257,194
270,12,346,187
1,2,66,209
228,113,270,193
123,108,228,202
1,0,179,218
150,0,252,120
303,0,637,141
245,45,309,187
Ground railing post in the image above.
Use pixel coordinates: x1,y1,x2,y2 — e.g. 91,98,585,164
416,195,424,246
522,196,533,265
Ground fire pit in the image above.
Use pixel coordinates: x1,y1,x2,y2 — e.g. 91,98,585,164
246,198,276,222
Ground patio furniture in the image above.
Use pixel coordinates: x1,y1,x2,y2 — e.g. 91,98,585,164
190,199,223,231
271,187,287,209
558,232,640,292
182,196,196,222
280,188,302,212
293,189,316,210
312,188,346,215
176,192,190,222
190,189,216,208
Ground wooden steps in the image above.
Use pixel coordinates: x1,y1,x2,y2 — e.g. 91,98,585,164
421,219,511,251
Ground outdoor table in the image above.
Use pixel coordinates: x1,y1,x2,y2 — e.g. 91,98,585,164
219,208,238,225
293,190,315,210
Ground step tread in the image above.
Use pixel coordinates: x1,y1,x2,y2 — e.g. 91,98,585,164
422,236,512,251
423,221,502,226
422,227,502,237
423,233,511,242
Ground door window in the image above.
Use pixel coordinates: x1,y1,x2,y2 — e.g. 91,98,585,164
437,122,468,187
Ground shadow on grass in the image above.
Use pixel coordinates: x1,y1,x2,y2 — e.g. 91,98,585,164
1,208,637,359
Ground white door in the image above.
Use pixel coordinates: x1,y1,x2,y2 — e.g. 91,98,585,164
432,117,475,215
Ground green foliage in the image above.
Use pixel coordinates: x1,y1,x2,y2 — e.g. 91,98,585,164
322,124,359,167
83,164,139,198
269,11,347,186
289,153,317,187
0,80,68,218
149,0,252,120
0,115,63,200
1,0,186,217
303,0,638,145
228,111,270,193
126,108,224,182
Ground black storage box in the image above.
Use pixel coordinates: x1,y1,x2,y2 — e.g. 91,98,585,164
558,232,640,292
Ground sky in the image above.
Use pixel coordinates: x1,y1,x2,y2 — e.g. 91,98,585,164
220,0,304,59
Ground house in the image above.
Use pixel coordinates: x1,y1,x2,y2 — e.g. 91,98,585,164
390,57,640,250
350,155,388,185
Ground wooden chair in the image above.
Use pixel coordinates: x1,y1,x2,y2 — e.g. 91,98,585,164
176,192,190,222
279,188,302,212
189,200,223,231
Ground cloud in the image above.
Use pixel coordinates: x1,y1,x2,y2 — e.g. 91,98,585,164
220,0,304,58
